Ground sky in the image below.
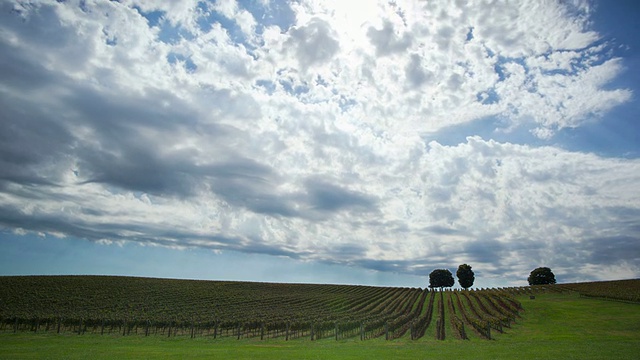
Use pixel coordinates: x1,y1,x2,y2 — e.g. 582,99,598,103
0,0,639,288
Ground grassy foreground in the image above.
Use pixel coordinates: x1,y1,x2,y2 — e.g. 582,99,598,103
1,292,638,360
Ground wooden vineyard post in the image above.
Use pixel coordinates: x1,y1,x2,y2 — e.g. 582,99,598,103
335,322,338,341
285,321,290,341
486,321,491,340
385,322,389,340
57,318,61,334
310,322,314,341
360,322,364,341
237,323,241,340
260,323,265,340
213,321,218,339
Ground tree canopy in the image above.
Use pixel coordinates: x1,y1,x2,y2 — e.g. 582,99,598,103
456,264,475,289
429,269,455,289
527,267,556,285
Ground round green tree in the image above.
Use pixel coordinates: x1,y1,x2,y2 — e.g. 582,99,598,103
527,267,556,285
456,264,475,289
429,269,455,289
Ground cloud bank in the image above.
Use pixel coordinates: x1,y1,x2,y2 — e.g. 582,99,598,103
0,0,638,284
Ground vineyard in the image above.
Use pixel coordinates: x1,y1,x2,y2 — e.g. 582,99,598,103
0,276,524,340
556,279,640,302
1,276,638,342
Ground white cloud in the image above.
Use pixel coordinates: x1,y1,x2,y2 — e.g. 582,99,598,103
0,0,638,284
209,0,257,41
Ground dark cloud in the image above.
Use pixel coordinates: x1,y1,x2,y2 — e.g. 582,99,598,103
424,225,467,236
303,178,378,213
0,199,243,251
82,139,299,216
0,51,77,187
79,147,199,197
62,84,197,133
577,207,640,265
0,35,268,201
206,159,298,217
0,19,201,195
0,202,130,243
64,88,206,196
435,26,455,51
462,238,509,264
584,235,640,264
367,21,413,56
603,207,640,227
320,244,368,262
405,54,433,88
352,258,418,274
2,2,94,69
241,238,311,259
287,18,339,71
349,258,460,278
0,38,61,92
0,95,74,186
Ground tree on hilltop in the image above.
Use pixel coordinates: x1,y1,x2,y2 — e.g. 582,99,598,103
527,267,556,285
429,269,455,289
456,264,475,290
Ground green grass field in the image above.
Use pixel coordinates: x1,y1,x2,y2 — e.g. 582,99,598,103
1,292,638,359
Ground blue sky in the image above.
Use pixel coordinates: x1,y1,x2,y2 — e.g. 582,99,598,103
0,0,639,288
